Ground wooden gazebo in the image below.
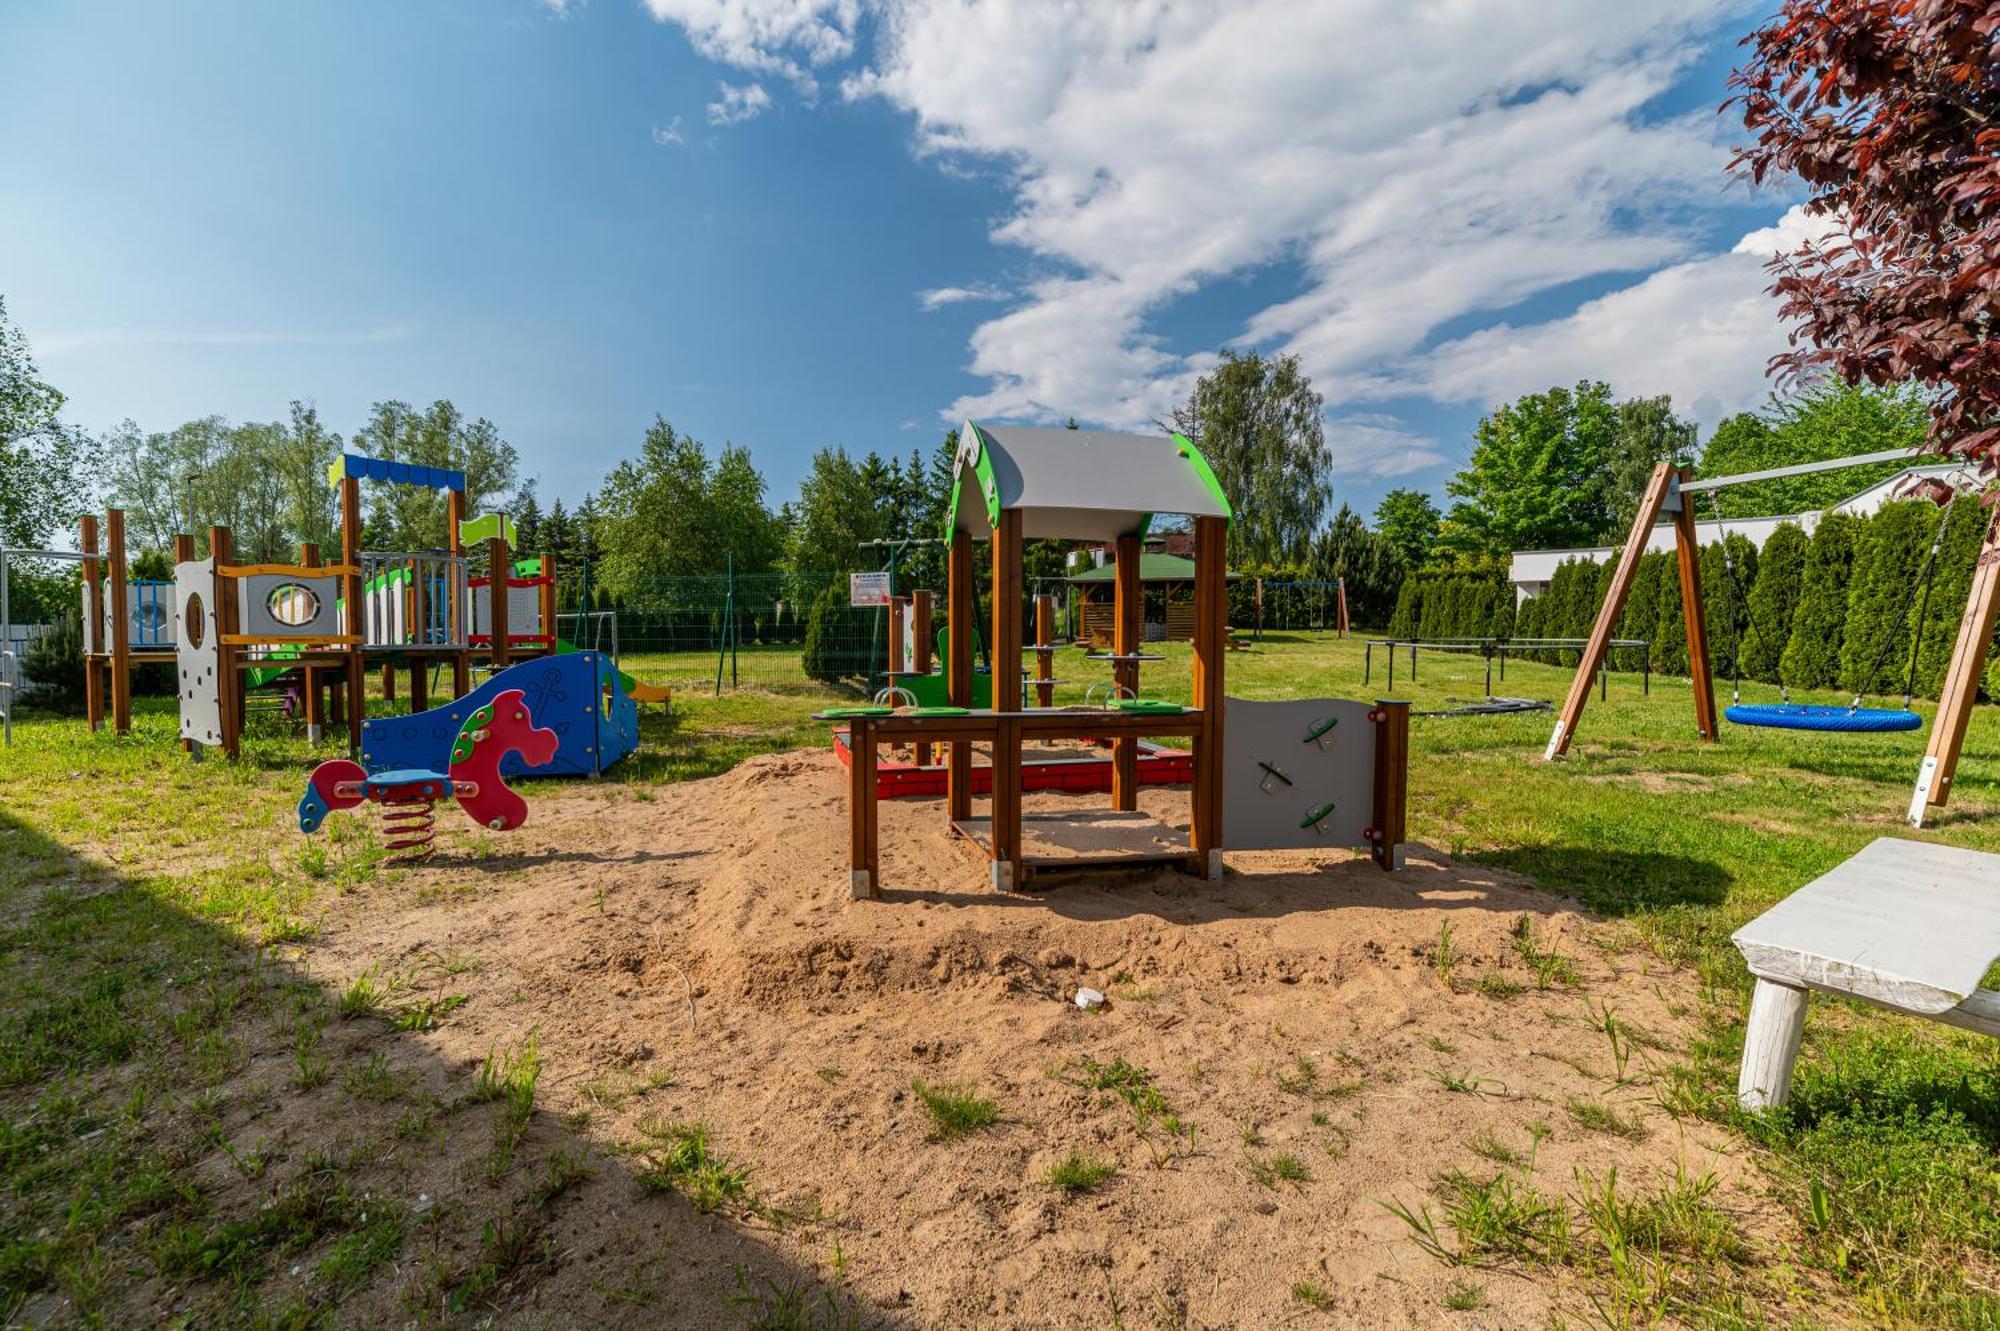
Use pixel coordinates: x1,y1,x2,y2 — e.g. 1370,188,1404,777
832,422,1234,896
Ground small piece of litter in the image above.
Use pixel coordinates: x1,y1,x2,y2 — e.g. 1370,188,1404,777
1074,988,1105,1010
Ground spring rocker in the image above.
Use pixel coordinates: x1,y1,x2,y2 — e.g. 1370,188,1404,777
297,688,557,863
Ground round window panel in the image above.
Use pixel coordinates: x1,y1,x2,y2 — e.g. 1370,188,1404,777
266,583,320,627
183,593,206,649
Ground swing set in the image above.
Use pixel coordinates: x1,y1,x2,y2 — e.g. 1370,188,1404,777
1542,452,2000,827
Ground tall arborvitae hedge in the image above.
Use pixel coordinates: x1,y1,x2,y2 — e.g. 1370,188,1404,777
1912,498,1990,696
1652,552,1689,677
1738,523,1807,683
1613,551,1668,673
1780,512,1861,689
1839,501,1937,697
1385,572,1514,640
1700,535,1758,681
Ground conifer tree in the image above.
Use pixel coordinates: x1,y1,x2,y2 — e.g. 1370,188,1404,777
1739,523,1807,684
1780,513,1861,689
1839,502,1936,698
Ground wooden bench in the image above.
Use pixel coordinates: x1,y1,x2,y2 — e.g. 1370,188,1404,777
1732,837,2000,1110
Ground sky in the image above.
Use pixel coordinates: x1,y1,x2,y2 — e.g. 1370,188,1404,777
1,0,1808,525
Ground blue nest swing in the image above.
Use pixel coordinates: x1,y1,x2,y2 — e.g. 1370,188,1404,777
1723,703,1921,733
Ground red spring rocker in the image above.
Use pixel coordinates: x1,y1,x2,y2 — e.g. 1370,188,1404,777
298,688,557,863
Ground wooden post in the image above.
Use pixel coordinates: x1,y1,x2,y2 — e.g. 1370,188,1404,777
301,543,324,744
81,514,104,731
1033,593,1055,708
105,509,132,733
1189,515,1228,879
912,588,934,766
947,529,974,821
1369,699,1410,871
1911,507,2000,825
487,536,511,670
887,596,907,677
848,715,880,899
990,510,1024,890
539,552,557,656
1737,978,1809,1110
382,661,397,702
1672,481,1719,743
1543,463,1679,759
1336,579,1350,638
340,477,366,754
210,525,242,759
447,488,469,695
1112,533,1142,810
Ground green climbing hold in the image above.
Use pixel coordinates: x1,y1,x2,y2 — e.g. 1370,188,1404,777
1299,802,1336,831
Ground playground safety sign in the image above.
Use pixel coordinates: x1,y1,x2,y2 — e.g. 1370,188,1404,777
849,571,892,606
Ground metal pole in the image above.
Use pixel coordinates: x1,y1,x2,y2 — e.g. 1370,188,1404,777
729,551,739,688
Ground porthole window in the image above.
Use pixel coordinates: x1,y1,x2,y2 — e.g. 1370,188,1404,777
184,593,206,648
266,583,320,627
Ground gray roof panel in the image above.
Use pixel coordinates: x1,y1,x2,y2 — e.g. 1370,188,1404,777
951,422,1230,542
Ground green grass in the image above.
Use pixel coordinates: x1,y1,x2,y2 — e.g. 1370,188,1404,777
1042,1154,1118,1195
4,632,2000,1325
633,1117,755,1214
912,1079,1000,1141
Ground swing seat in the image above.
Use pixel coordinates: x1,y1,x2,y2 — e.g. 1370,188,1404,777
1724,703,1922,733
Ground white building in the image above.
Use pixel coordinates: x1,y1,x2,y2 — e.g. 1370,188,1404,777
1508,465,1972,603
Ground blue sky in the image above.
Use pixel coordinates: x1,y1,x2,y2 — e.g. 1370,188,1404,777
2,1,1802,525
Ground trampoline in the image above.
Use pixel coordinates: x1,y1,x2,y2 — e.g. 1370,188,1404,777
1724,703,1922,733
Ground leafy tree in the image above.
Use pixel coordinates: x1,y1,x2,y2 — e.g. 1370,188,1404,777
1739,523,1808,683
0,298,98,547
1309,505,1402,629
1780,512,1861,689
1839,501,1938,698
591,417,781,599
1603,395,1697,534
785,447,887,579
351,399,520,550
1373,489,1440,572
1168,350,1330,565
1439,381,1617,560
1696,382,1930,517
1730,0,2000,465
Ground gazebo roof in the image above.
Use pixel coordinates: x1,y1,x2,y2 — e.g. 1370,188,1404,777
1066,553,1243,584
945,422,1231,543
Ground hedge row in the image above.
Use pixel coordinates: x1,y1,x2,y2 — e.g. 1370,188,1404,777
1385,573,1516,641
1515,498,1996,699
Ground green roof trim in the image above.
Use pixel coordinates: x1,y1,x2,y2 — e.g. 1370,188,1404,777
1065,552,1240,584
1171,433,1231,520
459,512,518,548
942,420,1004,540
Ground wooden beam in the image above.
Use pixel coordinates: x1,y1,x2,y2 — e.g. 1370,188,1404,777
105,509,132,733
946,528,974,821
210,526,242,759
991,510,1024,890
1112,532,1142,809
849,715,880,899
174,534,195,753
1336,578,1350,638
1911,505,2000,825
81,514,104,732
340,477,366,755
1189,515,1227,878
912,588,934,766
539,550,557,656
1672,476,1719,743
300,542,324,744
486,536,511,670
1370,699,1410,871
446,487,468,688
1544,462,1678,759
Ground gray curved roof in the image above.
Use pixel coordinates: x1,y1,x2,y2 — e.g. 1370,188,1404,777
946,422,1232,543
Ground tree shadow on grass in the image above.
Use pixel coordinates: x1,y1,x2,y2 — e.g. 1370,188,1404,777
0,808,912,1330
1464,844,1733,916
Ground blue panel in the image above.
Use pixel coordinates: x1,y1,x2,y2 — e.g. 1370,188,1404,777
359,652,639,778
335,451,467,493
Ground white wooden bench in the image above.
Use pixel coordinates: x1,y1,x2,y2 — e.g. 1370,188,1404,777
1732,837,2000,1110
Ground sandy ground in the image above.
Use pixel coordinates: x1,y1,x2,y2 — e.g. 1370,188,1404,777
282,750,1769,1328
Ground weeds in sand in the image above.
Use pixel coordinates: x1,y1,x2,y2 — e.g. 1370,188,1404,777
341,1051,401,1102
471,1037,542,1178
1426,1035,1458,1055
391,992,468,1032
1467,1129,1527,1169
1478,971,1525,1000
1058,1056,1193,1148
441,1214,551,1315
1292,1280,1334,1310
635,1117,754,1213
532,1144,593,1209
1250,1152,1311,1190
291,1026,330,1090
1511,916,1580,990
1567,1097,1646,1141
912,1079,999,1141
1430,1066,1502,1096
338,968,385,1019
816,1066,844,1083
1443,1278,1487,1310
1275,1056,1319,1095
1043,1155,1117,1195
721,1264,870,1331
1588,999,1638,1082
1433,920,1458,989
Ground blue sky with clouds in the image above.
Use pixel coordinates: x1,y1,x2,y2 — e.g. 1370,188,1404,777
3,0,1806,524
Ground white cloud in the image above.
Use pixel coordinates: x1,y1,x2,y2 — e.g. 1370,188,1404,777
1407,206,1842,427
541,0,582,15
916,282,1007,311
651,116,686,146
1325,417,1448,480
706,80,773,126
645,1,1786,444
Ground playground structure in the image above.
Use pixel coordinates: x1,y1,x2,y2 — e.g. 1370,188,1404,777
1541,454,2000,827
357,651,638,780
822,422,1409,897
298,686,559,863
170,452,661,759
1364,634,1652,697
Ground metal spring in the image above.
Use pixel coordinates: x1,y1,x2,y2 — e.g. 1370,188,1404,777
380,797,437,865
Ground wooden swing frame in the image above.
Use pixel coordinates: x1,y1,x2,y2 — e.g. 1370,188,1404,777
1542,458,2000,829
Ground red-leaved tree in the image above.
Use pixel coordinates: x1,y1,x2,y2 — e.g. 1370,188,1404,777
1730,0,2000,470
